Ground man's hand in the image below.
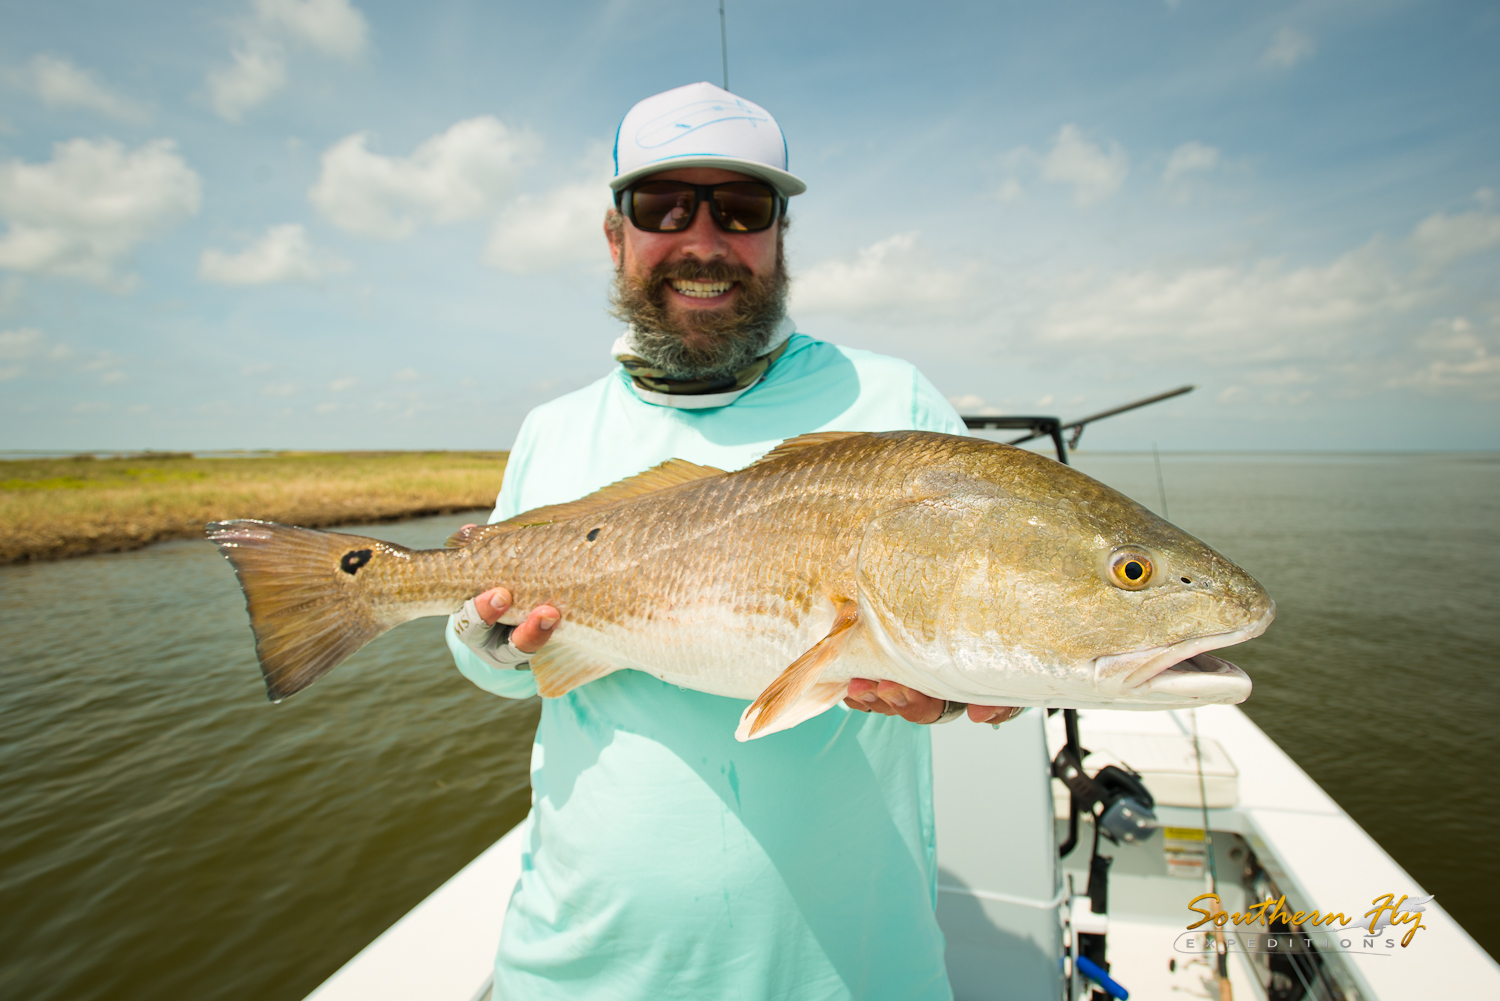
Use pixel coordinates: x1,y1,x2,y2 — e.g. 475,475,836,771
472,587,560,654
844,678,1021,726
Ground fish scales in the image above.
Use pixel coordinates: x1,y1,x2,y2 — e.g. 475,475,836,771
467,440,882,694
207,430,1273,739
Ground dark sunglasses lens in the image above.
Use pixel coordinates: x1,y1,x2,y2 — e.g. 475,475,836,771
712,183,777,232
630,182,696,231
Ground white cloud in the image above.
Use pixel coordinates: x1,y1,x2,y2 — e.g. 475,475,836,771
262,382,300,396
329,376,357,391
0,138,202,289
0,275,21,314
1163,141,1220,183
83,350,124,372
1040,125,1128,206
310,117,537,239
995,178,1024,203
1409,204,1500,270
947,393,1004,416
19,55,147,123
1021,200,1500,400
1394,316,1500,394
207,0,368,121
0,327,77,379
208,41,286,122
254,0,369,58
792,232,978,320
1247,365,1317,386
1035,240,1416,361
484,180,609,273
199,223,352,285
0,326,44,361
1264,28,1315,68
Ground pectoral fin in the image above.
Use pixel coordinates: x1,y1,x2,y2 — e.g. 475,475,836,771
736,600,860,741
530,644,622,697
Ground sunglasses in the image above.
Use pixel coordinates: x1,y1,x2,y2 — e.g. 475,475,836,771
617,180,784,234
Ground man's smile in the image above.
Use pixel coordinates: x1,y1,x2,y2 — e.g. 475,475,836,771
669,278,737,300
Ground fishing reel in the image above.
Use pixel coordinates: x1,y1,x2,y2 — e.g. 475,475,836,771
1051,710,1159,856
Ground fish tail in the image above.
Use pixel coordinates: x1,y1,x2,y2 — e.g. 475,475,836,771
207,519,407,702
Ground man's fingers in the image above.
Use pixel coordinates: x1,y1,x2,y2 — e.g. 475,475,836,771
471,589,560,653
880,682,944,724
845,679,896,716
969,705,1022,725
845,679,944,724
845,679,1022,727
510,604,560,654
473,587,513,626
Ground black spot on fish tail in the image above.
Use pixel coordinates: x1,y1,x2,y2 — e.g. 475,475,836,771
205,521,405,701
340,549,373,575
586,528,600,542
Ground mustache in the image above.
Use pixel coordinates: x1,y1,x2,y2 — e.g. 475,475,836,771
645,259,755,288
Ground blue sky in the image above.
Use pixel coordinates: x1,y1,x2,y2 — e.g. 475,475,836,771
1,0,1497,452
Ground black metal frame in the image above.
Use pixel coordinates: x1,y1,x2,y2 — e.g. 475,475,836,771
961,384,1196,462
961,416,1071,465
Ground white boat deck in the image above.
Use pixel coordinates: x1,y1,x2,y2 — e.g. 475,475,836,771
304,705,1500,1001
1055,705,1500,1001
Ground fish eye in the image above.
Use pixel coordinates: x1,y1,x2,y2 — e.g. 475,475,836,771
1108,549,1154,590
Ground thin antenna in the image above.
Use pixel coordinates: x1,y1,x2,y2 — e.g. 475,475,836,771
718,0,729,90
1153,442,1169,520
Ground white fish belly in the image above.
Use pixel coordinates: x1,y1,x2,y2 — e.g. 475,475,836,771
558,595,872,700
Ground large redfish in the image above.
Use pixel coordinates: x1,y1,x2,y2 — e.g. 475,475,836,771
208,431,1272,741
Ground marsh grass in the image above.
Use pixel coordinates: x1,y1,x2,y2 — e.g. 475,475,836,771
0,451,507,563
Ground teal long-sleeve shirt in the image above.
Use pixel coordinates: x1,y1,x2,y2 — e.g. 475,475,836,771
448,332,966,1000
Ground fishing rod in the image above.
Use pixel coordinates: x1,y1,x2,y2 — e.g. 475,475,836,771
1194,710,1234,1001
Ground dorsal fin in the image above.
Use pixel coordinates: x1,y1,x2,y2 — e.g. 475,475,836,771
751,431,867,468
446,458,726,547
501,458,726,526
443,522,482,547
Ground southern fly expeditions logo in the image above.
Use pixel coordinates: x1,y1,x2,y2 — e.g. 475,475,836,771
1174,892,1434,957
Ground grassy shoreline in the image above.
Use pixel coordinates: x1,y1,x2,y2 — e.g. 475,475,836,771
0,451,507,564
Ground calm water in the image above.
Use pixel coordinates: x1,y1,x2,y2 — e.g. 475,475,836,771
1,454,1497,999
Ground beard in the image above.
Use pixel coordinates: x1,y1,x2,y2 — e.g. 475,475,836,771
609,242,790,381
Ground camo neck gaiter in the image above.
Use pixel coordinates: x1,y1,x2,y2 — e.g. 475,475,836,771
611,316,796,410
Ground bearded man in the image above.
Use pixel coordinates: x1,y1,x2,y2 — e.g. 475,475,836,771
447,82,1016,1001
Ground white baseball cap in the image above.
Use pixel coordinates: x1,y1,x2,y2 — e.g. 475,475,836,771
611,82,807,198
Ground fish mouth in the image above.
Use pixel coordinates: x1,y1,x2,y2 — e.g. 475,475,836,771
1093,602,1275,703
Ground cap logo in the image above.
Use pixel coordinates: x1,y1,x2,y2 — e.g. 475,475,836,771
610,82,805,196
635,98,769,150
